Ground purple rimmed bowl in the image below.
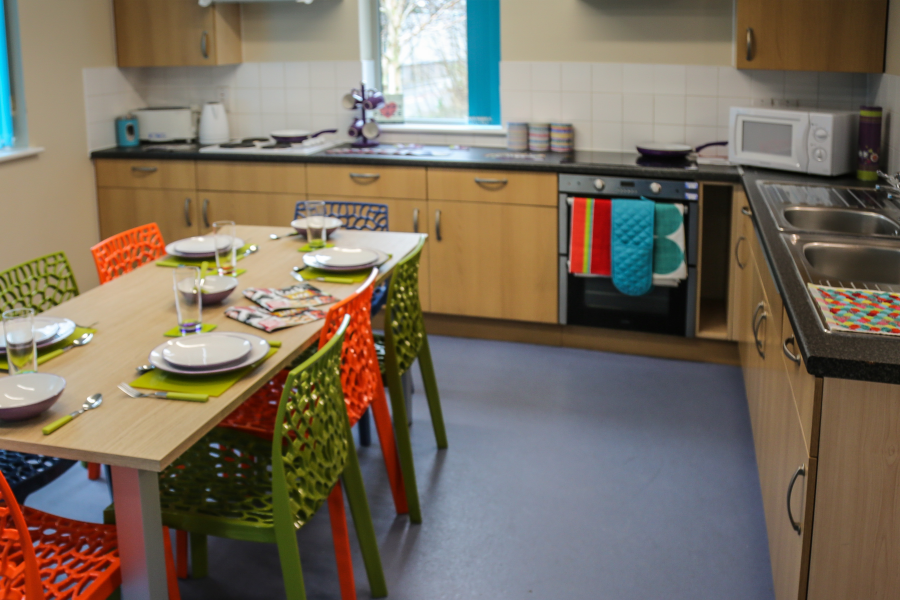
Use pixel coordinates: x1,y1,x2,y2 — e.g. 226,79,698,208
0,373,66,421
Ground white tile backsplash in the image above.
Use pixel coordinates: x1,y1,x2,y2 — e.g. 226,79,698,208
622,94,653,124
562,63,591,92
592,63,623,94
623,64,655,95
531,62,561,92
561,92,591,121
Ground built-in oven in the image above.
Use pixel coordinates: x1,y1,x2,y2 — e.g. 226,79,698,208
558,174,700,337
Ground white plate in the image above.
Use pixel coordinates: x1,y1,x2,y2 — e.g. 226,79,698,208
149,332,269,375
303,248,388,272
0,318,58,350
291,217,343,235
166,236,245,258
161,333,252,370
0,317,76,353
305,247,379,268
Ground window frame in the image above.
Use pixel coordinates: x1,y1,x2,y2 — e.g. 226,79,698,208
0,0,27,149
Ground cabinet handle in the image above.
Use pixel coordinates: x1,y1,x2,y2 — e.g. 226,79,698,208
200,31,209,60
435,209,442,241
752,301,767,359
202,198,210,229
474,177,508,188
735,236,746,270
184,198,192,228
413,208,420,233
741,206,752,217
746,27,754,62
787,465,805,535
349,172,380,183
131,166,157,173
783,335,801,365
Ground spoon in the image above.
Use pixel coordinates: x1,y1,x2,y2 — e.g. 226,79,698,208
40,332,94,362
42,393,103,435
292,265,307,273
270,231,301,240
136,364,155,375
241,244,260,258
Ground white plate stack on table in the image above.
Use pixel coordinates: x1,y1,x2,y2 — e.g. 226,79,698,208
291,217,343,238
302,247,388,271
0,317,76,354
165,235,245,259
147,332,270,375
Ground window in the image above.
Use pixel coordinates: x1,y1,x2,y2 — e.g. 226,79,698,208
0,0,14,147
375,0,500,126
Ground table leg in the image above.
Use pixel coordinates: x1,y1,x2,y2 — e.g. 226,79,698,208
111,466,170,600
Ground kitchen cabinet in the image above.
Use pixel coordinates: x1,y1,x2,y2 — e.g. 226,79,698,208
781,309,820,457
735,0,887,72
95,159,196,190
196,162,306,195
97,188,197,243
307,165,427,200
728,189,753,343
113,0,241,68
428,201,557,323
427,168,557,207
196,192,303,232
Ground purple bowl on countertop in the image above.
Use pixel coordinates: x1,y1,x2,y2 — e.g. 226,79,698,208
0,373,66,421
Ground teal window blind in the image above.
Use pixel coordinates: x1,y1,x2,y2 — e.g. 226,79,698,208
0,0,14,147
467,0,500,125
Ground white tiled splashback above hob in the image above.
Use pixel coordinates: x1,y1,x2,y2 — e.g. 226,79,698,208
84,60,871,155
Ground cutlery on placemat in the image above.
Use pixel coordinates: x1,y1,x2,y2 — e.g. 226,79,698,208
136,364,155,375
241,245,260,258
42,393,102,435
118,382,208,402
290,269,353,285
40,332,94,362
270,231,302,241
76,321,99,329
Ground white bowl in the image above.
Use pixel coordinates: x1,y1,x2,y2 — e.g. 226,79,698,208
178,275,239,305
0,373,66,421
161,333,252,370
291,217,342,237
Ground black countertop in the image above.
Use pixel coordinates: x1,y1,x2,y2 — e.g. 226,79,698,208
92,143,900,382
91,143,742,183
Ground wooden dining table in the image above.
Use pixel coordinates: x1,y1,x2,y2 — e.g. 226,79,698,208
0,225,424,600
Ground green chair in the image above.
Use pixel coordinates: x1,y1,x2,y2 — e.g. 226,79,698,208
0,251,79,312
374,236,448,524
157,315,387,600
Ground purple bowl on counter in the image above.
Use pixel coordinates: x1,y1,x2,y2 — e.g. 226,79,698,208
0,373,66,421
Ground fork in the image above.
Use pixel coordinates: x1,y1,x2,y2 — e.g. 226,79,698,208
118,382,208,402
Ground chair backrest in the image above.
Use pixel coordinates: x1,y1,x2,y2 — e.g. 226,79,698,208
271,314,352,529
295,200,389,231
0,252,79,314
318,269,380,426
384,236,427,375
90,223,166,285
0,468,44,599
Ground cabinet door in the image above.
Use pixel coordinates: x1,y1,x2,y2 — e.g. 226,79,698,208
736,0,887,72
197,192,303,233
97,188,198,242
380,199,431,312
428,201,557,323
728,189,753,342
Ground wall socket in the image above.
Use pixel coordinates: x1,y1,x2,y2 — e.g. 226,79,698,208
752,98,800,108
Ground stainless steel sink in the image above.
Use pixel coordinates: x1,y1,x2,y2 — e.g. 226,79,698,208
783,207,900,237
803,242,900,286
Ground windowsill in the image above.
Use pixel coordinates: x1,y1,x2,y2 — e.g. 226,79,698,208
0,146,44,164
378,123,505,136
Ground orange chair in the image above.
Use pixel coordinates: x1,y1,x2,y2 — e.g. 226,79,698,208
87,223,167,480
0,466,181,600
90,223,166,285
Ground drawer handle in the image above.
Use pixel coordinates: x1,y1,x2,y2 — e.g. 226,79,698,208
787,465,805,535
184,198,192,228
413,208,419,233
131,166,158,173
474,177,508,188
202,198,210,229
783,336,801,365
734,236,746,270
349,172,380,183
200,31,209,60
741,206,752,217
752,301,767,359
746,27,754,62
435,209,442,242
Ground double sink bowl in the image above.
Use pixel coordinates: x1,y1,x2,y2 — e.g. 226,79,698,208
759,182,900,294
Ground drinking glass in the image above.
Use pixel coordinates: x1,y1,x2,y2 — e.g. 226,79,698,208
213,220,238,276
305,201,328,249
2,308,37,375
173,266,203,335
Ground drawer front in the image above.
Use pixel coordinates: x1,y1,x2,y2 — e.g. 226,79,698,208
781,308,821,457
427,168,557,207
95,159,196,190
196,162,306,194
307,165,426,199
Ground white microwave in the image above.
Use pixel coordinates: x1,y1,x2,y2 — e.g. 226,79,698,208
728,107,858,176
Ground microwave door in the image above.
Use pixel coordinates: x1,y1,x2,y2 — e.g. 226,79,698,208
731,113,809,172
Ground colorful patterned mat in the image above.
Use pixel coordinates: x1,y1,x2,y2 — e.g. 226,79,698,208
808,284,900,336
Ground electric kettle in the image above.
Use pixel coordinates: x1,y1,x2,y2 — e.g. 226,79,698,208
199,102,230,145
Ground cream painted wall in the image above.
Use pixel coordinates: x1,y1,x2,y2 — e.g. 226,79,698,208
0,0,116,291
501,0,733,65
242,1,361,62
885,0,900,75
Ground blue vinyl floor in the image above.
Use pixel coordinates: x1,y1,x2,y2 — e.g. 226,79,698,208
28,336,775,600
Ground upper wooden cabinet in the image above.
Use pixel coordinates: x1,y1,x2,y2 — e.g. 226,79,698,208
113,0,242,68
736,0,888,72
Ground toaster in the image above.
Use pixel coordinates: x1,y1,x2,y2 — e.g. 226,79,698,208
134,107,194,142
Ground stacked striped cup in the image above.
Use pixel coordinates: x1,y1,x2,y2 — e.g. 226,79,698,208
507,122,528,151
528,123,550,152
550,123,574,153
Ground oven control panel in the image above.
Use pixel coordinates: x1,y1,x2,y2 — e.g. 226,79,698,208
559,174,700,202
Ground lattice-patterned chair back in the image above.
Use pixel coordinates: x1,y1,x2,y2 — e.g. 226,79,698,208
384,236,426,375
0,468,43,600
90,223,166,285
0,252,79,313
295,200,389,231
271,314,351,529
318,269,380,425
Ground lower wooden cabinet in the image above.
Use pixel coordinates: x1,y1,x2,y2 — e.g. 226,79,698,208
97,188,197,243
196,192,303,232
427,201,557,323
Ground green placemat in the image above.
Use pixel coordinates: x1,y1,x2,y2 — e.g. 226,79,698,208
130,347,279,398
156,244,253,270
298,242,335,252
164,323,217,337
296,268,369,284
0,326,97,371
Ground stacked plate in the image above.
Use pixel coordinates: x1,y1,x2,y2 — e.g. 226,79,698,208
148,332,269,375
291,217,342,237
165,235,245,259
0,317,76,354
303,247,387,272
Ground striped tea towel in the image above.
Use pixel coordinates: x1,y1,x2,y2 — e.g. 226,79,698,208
569,197,611,276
